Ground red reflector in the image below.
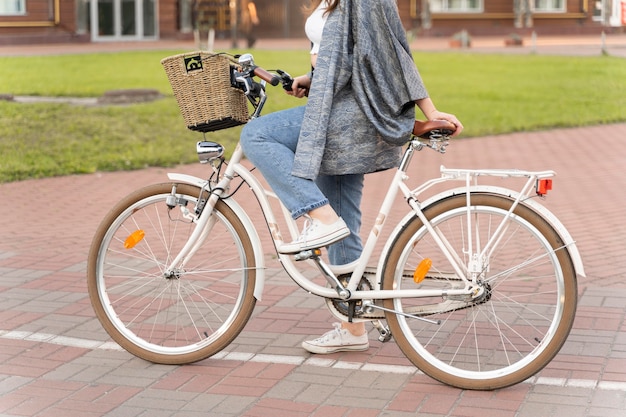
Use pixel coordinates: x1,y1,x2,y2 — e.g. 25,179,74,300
537,179,552,196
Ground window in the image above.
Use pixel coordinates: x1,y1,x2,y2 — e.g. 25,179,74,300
592,0,604,21
430,0,483,13
534,0,565,12
0,0,26,15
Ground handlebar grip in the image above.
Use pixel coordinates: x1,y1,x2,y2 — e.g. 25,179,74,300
253,67,280,86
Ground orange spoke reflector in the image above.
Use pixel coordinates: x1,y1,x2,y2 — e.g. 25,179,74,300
536,179,553,196
413,258,432,284
124,230,145,249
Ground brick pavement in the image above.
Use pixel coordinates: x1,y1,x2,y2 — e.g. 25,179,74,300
1,37,626,416
1,122,626,416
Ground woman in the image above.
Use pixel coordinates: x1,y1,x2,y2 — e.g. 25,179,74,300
240,0,463,354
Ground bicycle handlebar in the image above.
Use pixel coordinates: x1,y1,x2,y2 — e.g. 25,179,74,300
253,66,280,86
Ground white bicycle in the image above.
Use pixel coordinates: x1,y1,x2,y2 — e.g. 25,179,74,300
88,54,585,390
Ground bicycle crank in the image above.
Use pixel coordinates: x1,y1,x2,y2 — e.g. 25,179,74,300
328,274,375,318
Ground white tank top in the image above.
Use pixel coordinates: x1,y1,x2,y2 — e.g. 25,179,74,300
305,2,329,55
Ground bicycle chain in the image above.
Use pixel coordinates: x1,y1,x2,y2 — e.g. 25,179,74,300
327,273,492,321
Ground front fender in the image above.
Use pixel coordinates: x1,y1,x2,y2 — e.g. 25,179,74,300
167,173,266,300
379,186,585,279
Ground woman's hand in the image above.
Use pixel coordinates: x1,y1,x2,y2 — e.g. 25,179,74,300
415,98,464,137
286,74,311,99
427,110,464,137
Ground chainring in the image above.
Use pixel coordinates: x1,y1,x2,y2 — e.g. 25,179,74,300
329,274,374,318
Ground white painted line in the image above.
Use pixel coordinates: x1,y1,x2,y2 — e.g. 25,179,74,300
362,363,419,375
254,353,303,365
598,381,626,391
0,330,124,351
332,361,363,370
223,351,255,362
304,357,336,367
535,376,566,387
1,329,621,391
566,379,598,389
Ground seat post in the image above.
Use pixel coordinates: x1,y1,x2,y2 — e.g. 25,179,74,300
398,139,419,173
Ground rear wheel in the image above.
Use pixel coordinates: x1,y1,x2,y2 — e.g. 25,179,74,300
87,183,257,364
382,193,577,389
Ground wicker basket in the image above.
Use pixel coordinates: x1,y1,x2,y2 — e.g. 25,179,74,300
161,52,249,132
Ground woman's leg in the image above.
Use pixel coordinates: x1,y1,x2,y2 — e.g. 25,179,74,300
240,106,327,218
240,106,349,253
242,108,364,349
303,174,368,353
315,174,364,265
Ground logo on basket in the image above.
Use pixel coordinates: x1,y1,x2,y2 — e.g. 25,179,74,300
184,55,203,73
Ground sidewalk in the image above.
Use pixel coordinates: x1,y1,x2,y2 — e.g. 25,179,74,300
0,34,625,57
1,37,626,416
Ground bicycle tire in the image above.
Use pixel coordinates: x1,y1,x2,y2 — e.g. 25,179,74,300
87,182,257,364
381,193,577,390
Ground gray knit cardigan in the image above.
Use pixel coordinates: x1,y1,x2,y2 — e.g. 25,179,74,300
291,0,430,179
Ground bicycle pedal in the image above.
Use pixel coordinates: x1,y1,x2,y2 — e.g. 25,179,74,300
293,248,322,261
371,320,392,343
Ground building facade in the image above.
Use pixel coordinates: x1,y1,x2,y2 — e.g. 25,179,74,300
1,0,624,45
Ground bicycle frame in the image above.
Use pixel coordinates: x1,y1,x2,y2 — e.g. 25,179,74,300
159,53,586,304
164,136,585,304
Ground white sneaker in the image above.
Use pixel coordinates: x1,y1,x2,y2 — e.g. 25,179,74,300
278,216,350,254
302,323,369,354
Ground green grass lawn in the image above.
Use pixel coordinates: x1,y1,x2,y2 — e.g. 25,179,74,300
0,49,624,182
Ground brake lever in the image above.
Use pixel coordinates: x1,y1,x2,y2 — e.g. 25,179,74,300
276,69,294,91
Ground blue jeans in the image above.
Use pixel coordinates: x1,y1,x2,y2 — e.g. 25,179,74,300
240,106,363,265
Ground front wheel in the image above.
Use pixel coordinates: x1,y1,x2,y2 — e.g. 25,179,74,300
87,183,257,364
381,193,577,390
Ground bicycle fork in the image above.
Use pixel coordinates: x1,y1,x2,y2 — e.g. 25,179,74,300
162,163,235,277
